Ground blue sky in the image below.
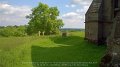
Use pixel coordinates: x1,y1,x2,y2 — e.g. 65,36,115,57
0,0,92,28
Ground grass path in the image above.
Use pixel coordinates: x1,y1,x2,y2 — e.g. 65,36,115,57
0,32,106,67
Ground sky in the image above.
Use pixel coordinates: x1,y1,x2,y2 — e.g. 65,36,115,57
0,0,92,28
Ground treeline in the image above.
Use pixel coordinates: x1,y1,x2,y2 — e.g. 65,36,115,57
60,28,85,32
0,25,27,37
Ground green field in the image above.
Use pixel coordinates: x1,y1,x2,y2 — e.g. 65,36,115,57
0,32,106,67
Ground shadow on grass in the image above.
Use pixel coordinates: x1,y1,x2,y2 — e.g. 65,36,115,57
31,36,106,67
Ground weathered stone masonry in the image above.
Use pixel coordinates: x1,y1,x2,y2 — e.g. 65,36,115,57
85,0,113,44
85,0,120,66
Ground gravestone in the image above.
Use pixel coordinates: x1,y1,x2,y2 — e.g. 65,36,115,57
43,32,45,36
38,31,41,36
62,32,68,37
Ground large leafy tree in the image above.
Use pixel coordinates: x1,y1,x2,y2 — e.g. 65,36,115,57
26,2,64,35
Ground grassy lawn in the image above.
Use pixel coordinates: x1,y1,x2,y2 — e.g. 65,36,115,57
0,31,106,67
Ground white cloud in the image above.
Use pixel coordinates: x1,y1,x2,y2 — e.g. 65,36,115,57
62,2,90,28
71,0,92,5
62,12,85,28
76,5,89,13
63,0,92,28
65,0,91,8
71,4,76,7
0,3,31,26
65,5,69,7
76,9,80,12
65,4,76,8
62,12,83,19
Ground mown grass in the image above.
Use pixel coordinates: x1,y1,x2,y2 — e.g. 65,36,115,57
0,31,106,67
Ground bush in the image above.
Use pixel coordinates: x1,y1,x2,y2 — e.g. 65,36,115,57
0,26,27,37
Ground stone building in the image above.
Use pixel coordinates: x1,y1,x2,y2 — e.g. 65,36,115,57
85,0,120,66
85,0,119,44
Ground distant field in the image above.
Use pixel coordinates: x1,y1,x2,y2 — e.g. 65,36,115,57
0,31,106,67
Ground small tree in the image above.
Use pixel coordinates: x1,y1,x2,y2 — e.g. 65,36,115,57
26,2,64,35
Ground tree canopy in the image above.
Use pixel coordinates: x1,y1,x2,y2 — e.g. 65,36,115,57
26,2,64,35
